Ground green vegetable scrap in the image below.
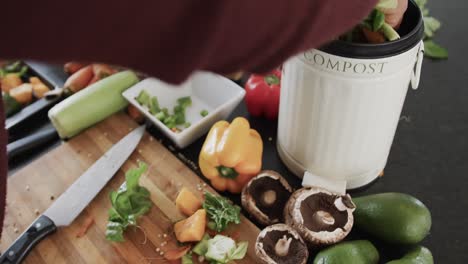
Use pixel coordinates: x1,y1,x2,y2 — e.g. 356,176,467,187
0,61,28,78
365,1,400,41
135,90,193,131
423,40,448,59
182,252,194,264
202,192,241,232
415,0,448,59
200,109,209,117
193,234,211,256
178,96,192,108
135,90,151,107
105,162,152,242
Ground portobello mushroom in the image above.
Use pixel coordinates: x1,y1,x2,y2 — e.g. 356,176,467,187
256,223,308,264
284,187,355,247
242,171,293,225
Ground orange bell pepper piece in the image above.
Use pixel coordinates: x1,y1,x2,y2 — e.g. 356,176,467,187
199,117,263,193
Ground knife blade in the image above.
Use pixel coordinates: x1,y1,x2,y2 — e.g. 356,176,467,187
0,125,146,264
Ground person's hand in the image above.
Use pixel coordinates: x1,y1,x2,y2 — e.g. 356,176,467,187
382,0,408,28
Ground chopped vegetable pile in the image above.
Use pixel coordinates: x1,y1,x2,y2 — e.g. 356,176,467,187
135,90,195,132
1,61,50,117
169,189,248,263
106,162,152,242
203,192,241,232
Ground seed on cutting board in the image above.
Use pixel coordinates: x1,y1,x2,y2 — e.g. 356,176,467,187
14,228,19,233
268,137,273,141
138,149,142,154
159,251,164,256
25,185,30,191
50,195,55,200
156,248,160,252
158,234,162,238
34,209,40,215
163,233,167,238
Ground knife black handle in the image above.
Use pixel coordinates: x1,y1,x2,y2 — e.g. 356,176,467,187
7,125,58,161
0,215,56,264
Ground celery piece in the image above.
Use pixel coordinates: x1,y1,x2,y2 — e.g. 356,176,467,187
149,96,160,114
177,96,192,109
135,90,151,107
200,110,209,117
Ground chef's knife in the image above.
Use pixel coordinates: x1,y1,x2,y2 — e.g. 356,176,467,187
0,125,146,264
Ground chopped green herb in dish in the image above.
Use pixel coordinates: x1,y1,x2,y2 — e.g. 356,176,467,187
135,90,194,132
200,109,209,117
135,90,151,107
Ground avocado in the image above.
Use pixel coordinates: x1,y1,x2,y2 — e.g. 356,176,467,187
387,246,433,264
353,193,431,245
313,240,379,264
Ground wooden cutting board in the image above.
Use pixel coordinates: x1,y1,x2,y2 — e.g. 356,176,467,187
1,113,260,263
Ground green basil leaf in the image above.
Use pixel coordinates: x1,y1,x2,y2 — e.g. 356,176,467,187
106,221,126,242
424,40,448,59
127,214,137,226
108,207,124,222
106,162,152,242
115,193,133,215
125,162,147,192
110,191,118,205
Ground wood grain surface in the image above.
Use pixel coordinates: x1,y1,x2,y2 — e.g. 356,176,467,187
1,113,260,263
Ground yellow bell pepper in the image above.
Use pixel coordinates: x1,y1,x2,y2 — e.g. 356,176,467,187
199,117,263,193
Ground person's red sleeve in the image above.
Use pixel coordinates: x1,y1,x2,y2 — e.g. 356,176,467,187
0,0,377,236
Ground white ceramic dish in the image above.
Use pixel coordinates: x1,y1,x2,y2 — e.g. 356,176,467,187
123,72,245,148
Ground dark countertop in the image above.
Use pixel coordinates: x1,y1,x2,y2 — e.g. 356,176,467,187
7,1,468,263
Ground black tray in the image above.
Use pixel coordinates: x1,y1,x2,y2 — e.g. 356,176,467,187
5,61,67,134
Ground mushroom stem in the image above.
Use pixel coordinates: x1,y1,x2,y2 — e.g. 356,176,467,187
313,210,335,225
263,190,277,205
275,235,292,257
